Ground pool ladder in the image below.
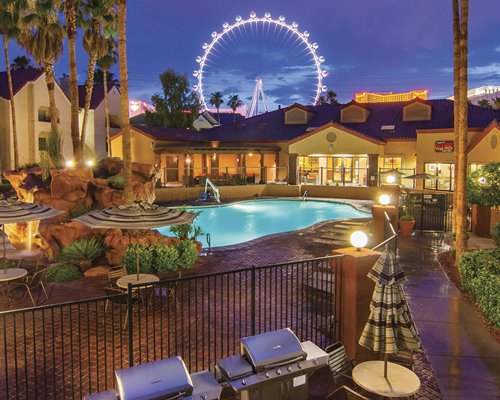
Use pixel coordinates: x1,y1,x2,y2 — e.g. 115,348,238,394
302,191,308,201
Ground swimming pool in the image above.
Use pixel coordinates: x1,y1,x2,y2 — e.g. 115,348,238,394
158,199,370,248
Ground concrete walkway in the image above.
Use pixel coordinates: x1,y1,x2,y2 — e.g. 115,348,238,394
398,233,500,400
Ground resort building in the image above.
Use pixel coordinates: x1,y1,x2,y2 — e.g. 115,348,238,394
448,85,500,107
355,90,428,103
111,98,500,191
0,68,74,170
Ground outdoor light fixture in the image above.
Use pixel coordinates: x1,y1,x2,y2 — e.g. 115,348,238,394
249,153,253,157
65,160,74,168
86,160,94,167
185,157,192,164
386,175,396,184
379,194,391,206
478,176,487,184
350,231,368,251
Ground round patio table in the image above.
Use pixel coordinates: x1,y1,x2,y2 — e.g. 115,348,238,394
352,360,420,398
116,274,159,289
0,268,28,303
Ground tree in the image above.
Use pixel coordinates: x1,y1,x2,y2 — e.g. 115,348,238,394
144,69,200,129
209,91,224,125
0,0,23,170
477,99,492,109
494,97,500,110
117,0,133,203
96,39,118,157
19,0,65,136
226,94,243,122
467,162,500,207
11,55,32,70
64,0,81,162
317,90,339,105
94,66,118,85
79,0,117,159
452,0,469,263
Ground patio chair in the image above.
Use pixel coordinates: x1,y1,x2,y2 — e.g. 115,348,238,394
107,265,127,286
387,349,416,370
326,385,369,400
325,341,356,386
11,268,49,307
103,287,138,330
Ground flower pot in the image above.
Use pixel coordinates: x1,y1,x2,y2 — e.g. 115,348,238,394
399,220,415,235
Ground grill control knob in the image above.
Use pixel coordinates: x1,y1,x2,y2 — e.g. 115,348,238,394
242,379,247,386
287,366,292,372
276,369,282,375
265,372,270,379
313,359,318,365
297,363,302,369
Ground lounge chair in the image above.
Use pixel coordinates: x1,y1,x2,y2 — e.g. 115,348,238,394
11,268,49,307
107,265,127,286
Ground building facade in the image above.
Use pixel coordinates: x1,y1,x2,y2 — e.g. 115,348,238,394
111,98,500,190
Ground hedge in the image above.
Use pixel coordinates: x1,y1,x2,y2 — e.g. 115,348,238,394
458,249,500,327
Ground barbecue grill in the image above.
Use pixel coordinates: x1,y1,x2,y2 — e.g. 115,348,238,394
217,328,328,400
84,356,221,400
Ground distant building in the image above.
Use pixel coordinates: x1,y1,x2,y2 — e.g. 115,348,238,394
0,68,73,170
447,85,500,106
355,90,427,103
193,110,245,130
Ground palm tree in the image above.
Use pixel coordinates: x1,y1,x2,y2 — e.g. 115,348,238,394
19,0,65,136
79,0,117,159
494,97,500,110
226,94,243,122
0,0,22,170
96,39,118,157
317,90,338,105
452,0,469,262
94,67,118,85
11,55,32,70
209,91,224,125
64,0,81,162
117,0,133,202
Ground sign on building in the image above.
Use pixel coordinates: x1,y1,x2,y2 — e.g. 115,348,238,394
435,140,454,152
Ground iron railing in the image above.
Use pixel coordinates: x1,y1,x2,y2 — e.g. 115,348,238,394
372,211,397,254
0,255,343,399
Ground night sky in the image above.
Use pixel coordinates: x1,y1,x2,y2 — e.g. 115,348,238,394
1,0,499,109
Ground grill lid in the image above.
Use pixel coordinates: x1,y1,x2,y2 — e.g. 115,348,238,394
217,355,253,380
240,328,306,371
115,357,193,400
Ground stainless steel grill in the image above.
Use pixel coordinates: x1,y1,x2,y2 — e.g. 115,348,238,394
217,328,328,400
85,356,222,400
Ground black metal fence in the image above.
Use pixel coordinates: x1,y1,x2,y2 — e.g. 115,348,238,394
0,256,343,399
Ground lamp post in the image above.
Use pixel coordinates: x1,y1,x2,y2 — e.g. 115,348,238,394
350,231,368,251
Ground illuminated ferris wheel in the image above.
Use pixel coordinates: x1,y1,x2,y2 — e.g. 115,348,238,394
193,12,328,113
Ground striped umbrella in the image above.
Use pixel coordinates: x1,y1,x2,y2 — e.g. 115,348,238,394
73,202,197,279
0,199,65,270
359,247,421,377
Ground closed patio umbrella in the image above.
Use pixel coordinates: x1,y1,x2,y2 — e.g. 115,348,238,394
403,173,438,180
0,199,65,270
73,201,197,279
358,246,421,377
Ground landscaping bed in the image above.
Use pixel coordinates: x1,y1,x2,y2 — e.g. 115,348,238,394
438,250,500,343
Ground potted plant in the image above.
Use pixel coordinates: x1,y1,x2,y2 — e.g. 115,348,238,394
399,196,416,234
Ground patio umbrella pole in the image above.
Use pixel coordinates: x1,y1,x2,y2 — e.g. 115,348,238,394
136,247,140,281
384,353,388,378
2,224,5,271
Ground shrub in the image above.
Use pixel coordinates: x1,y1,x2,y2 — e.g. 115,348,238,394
175,240,198,270
122,243,154,274
1,260,19,269
57,237,106,272
459,249,500,327
108,175,125,190
467,162,500,207
153,243,179,274
492,223,500,248
44,263,82,283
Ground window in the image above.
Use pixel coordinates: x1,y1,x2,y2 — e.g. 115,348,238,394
424,162,454,191
38,137,47,151
38,107,60,123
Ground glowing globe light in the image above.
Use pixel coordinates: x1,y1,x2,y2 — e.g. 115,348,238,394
379,194,391,206
478,176,487,184
386,175,396,184
185,157,192,164
350,231,368,251
86,160,94,167
65,160,74,168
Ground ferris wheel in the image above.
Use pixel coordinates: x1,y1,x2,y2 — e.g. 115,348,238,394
193,12,328,113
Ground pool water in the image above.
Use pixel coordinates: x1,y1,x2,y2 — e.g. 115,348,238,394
158,199,369,248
